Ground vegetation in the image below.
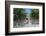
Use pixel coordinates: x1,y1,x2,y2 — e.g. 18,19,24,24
13,8,27,21
30,9,39,19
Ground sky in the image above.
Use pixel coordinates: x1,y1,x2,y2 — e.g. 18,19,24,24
24,8,32,14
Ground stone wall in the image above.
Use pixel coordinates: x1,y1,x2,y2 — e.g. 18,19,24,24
31,19,39,24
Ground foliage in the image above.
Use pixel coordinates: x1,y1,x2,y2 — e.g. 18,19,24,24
13,8,27,21
30,9,39,19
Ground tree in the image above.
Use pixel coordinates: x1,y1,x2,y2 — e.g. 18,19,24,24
30,9,39,19
13,8,27,21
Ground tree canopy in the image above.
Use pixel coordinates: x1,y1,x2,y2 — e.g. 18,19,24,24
13,8,27,21
30,9,39,19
